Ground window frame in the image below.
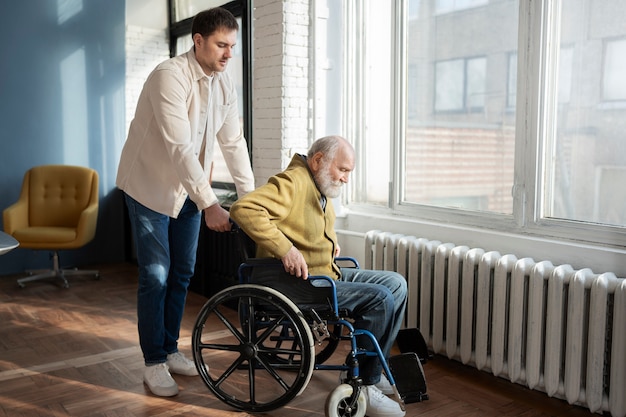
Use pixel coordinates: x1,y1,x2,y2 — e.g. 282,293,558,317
342,0,626,249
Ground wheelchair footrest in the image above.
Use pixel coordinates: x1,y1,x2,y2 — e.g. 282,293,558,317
395,328,432,363
388,352,429,403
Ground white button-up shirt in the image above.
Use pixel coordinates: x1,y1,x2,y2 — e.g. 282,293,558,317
116,48,254,217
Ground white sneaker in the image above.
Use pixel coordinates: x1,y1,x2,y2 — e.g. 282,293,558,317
364,385,405,417
144,363,179,397
340,371,395,395
166,352,199,376
375,373,395,395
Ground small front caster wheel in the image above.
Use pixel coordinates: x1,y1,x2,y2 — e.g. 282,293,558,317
325,383,367,417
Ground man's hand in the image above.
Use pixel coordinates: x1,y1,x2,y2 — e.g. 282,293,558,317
281,246,309,279
204,203,232,232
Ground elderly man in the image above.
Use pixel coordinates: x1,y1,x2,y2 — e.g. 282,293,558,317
230,135,407,417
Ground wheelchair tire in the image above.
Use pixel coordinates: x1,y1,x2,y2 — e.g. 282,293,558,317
192,284,315,413
324,383,367,417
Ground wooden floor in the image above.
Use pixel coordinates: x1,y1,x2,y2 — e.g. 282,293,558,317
0,262,598,417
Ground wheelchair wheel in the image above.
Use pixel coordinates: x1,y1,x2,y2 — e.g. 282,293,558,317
324,383,367,417
192,284,315,413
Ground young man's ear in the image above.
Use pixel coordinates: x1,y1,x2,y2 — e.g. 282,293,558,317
192,33,203,48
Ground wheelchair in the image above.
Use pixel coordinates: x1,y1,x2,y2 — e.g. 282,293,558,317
191,227,408,417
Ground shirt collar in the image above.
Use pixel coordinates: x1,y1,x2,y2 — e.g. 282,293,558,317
186,47,216,83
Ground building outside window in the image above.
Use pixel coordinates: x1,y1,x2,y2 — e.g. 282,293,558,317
318,0,626,247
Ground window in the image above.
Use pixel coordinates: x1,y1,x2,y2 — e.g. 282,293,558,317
435,0,488,14
323,0,626,246
435,57,486,112
545,3,626,227
169,0,252,187
507,52,517,108
404,0,516,214
603,38,626,102
171,0,226,22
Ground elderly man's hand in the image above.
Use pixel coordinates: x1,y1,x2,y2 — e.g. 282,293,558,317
281,246,309,279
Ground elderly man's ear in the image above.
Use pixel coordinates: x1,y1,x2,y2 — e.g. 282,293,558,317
308,151,325,173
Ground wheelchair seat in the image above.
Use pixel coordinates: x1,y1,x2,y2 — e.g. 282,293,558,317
233,225,352,320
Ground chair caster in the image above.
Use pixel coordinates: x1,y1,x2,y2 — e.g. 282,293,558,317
325,383,366,417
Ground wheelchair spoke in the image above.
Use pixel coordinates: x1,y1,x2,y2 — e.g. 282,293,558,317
257,346,305,367
254,352,293,392
214,355,247,388
213,305,246,343
197,342,241,352
253,314,288,345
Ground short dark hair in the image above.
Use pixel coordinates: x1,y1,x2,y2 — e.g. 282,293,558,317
191,7,239,38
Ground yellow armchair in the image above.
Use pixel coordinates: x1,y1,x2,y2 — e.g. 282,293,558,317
3,165,99,288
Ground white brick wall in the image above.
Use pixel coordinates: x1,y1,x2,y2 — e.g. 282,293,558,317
253,0,312,184
125,25,169,136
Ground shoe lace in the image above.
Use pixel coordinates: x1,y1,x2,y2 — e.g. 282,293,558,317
149,363,172,383
170,352,192,366
367,385,387,402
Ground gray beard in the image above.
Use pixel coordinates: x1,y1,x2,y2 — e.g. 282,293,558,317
315,166,343,198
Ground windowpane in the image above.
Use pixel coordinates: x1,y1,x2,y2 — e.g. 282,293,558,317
172,0,225,22
357,1,392,205
404,0,517,213
435,59,464,111
467,57,486,109
435,0,488,14
558,46,573,103
603,38,626,101
545,1,626,226
507,52,517,108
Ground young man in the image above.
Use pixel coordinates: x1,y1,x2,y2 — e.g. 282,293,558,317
230,135,407,417
116,8,254,397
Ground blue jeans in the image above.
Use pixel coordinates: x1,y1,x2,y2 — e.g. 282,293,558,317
124,194,201,365
337,268,407,385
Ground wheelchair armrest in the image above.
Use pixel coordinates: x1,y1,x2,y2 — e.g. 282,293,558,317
335,256,360,269
308,275,340,315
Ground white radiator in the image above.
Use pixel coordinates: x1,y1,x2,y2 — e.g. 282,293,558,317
364,230,626,416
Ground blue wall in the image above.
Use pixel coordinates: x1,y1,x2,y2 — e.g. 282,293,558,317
0,0,128,274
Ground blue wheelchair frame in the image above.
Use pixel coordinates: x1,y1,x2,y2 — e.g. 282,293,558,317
191,228,406,415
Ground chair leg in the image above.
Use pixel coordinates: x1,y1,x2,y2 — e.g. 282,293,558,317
17,251,99,288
